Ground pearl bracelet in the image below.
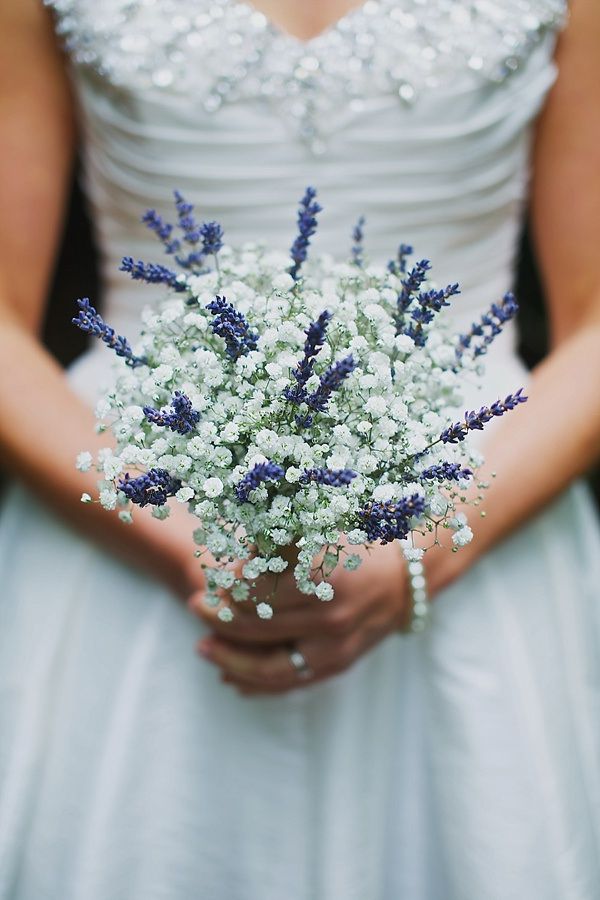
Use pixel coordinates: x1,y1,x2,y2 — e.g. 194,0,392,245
402,559,432,634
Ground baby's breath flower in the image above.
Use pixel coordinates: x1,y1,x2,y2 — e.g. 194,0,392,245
76,451,93,472
256,602,274,620
315,582,334,601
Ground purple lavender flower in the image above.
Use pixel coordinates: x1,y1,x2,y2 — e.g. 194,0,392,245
140,194,224,272
206,296,258,360
289,186,322,281
300,468,357,487
388,243,413,276
141,209,181,255
174,190,201,244
283,310,331,405
305,354,357,413
120,257,185,291
351,216,366,267
118,468,181,507
404,282,461,347
200,221,224,257
456,292,519,360
358,494,426,544
440,389,528,444
396,259,432,317
143,391,200,435
420,462,473,483
235,461,285,503
72,298,146,368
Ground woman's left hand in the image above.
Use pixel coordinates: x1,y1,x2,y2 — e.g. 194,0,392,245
188,542,410,694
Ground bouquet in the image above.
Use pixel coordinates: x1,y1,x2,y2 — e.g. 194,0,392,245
75,188,526,621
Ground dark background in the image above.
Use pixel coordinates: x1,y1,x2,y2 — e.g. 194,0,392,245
40,163,599,501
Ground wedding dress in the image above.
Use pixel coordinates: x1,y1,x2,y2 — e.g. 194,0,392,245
1,1,600,897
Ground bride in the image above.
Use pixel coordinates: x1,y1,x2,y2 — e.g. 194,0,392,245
1,0,599,897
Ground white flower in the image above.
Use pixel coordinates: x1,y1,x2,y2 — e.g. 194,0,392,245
203,477,224,498
315,581,334,601
99,488,118,511
213,569,235,589
152,364,174,385
256,602,274,620
347,529,368,545
118,510,133,525
402,545,424,562
395,334,414,354
365,396,387,418
76,451,93,472
103,455,123,480
343,554,362,571
80,492,92,504
217,607,234,623
429,492,449,516
449,511,468,529
231,582,250,602
272,273,295,291
452,526,473,547
221,422,240,443
176,486,195,503
123,405,145,424
267,556,288,573
95,399,111,418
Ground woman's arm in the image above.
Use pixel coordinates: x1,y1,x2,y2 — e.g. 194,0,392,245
193,0,600,692
0,1,202,599
423,0,600,594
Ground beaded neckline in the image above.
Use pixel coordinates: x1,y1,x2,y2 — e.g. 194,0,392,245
45,0,567,153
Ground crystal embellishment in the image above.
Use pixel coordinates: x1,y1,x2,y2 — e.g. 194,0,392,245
44,0,567,152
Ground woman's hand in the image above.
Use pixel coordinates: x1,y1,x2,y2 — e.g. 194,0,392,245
188,541,410,694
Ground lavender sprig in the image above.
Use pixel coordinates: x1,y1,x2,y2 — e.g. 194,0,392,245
420,462,473,483
72,298,146,368
404,282,461,347
300,468,357,487
235,461,285,503
174,190,201,244
358,494,426,544
118,468,181,507
388,243,413,276
305,354,357,413
200,221,224,257
141,209,181,255
456,292,519,360
440,389,528,444
120,256,185,291
396,259,432,317
206,296,258,360
284,310,331,405
143,391,200,435
351,216,366,267
289,186,322,281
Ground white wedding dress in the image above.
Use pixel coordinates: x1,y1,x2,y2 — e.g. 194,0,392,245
2,1,600,897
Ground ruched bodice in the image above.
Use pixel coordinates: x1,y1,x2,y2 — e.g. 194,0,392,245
46,0,565,342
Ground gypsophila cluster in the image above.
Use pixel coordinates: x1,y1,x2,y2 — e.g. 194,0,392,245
75,188,526,621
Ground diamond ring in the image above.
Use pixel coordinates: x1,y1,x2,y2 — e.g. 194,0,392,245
288,648,313,680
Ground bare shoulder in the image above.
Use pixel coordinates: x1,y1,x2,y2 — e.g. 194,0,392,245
554,0,600,71
0,0,70,88
530,0,600,341
0,0,76,330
